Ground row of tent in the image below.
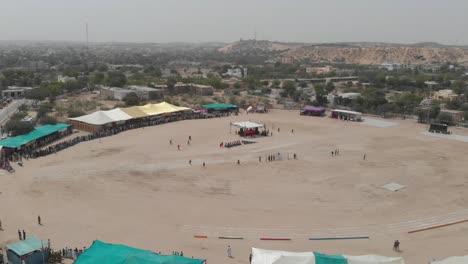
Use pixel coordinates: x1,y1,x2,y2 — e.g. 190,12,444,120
252,248,405,264
252,248,468,264
68,102,191,126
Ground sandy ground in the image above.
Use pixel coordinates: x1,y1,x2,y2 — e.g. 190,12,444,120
1,110,468,264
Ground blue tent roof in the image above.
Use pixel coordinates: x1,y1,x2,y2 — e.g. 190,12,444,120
75,240,205,264
7,237,47,256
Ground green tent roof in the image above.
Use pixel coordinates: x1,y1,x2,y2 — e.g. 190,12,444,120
0,123,71,149
75,240,205,264
7,237,47,256
202,103,238,110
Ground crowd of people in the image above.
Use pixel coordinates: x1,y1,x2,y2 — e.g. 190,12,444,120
61,247,87,260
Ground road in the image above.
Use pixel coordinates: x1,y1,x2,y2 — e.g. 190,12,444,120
0,99,26,125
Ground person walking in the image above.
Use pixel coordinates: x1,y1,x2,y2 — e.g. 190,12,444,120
331,151,334,157
189,160,192,165
170,139,172,145
227,245,232,258
259,156,261,162
187,140,190,146
18,229,22,240
178,145,180,151
38,215,42,225
396,240,400,251
363,154,366,160
249,253,252,263
22,230,26,240
237,160,240,165
203,162,205,168
291,129,294,133
0,219,2,231
189,136,192,141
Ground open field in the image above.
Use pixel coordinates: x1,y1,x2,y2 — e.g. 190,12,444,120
1,110,468,263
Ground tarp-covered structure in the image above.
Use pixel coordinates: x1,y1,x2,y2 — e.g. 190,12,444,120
431,255,468,264
231,121,265,129
252,248,405,264
74,240,205,264
202,103,238,112
68,102,192,133
301,106,325,116
0,123,71,149
7,237,50,264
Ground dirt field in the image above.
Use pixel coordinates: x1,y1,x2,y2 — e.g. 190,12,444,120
1,110,468,263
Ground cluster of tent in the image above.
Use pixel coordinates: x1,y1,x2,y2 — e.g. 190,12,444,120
68,102,191,132
252,248,405,264
74,240,205,264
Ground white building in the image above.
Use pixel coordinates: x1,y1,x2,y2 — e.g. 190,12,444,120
57,75,77,83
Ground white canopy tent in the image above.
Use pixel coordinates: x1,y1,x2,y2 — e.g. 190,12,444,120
69,109,133,126
252,248,315,264
272,256,315,264
344,254,405,264
231,121,265,129
431,256,468,264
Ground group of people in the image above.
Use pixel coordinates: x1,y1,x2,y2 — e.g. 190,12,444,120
61,247,87,260
331,148,340,157
2,111,233,167
266,153,281,162
222,140,242,148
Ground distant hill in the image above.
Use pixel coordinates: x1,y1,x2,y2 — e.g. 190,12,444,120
218,40,307,54
283,45,468,65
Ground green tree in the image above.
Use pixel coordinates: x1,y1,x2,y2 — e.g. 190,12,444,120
63,80,82,93
37,103,54,119
67,109,85,118
282,81,296,97
39,115,58,125
107,71,127,87
47,82,64,96
272,80,281,87
93,72,105,85
451,80,466,95
437,112,453,125
5,120,34,136
123,92,140,106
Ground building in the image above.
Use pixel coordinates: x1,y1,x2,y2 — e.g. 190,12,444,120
127,86,164,100
192,84,214,96
338,92,362,100
431,89,459,101
57,75,76,83
440,109,464,123
224,68,243,78
100,87,134,101
2,86,33,98
173,83,214,95
280,57,294,64
306,66,334,74
6,237,50,264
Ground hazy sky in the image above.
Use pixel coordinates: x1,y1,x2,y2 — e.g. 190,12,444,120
1,0,467,44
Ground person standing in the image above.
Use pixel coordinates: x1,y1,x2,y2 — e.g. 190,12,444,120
18,229,22,240
178,145,180,151
249,253,252,263
22,230,26,240
259,156,261,162
38,215,41,225
189,136,192,141
227,245,232,258
189,160,192,165
363,154,366,160
237,160,240,165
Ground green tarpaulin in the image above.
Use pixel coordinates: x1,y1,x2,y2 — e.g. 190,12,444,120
202,103,238,110
0,123,70,149
315,252,348,264
74,240,205,264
